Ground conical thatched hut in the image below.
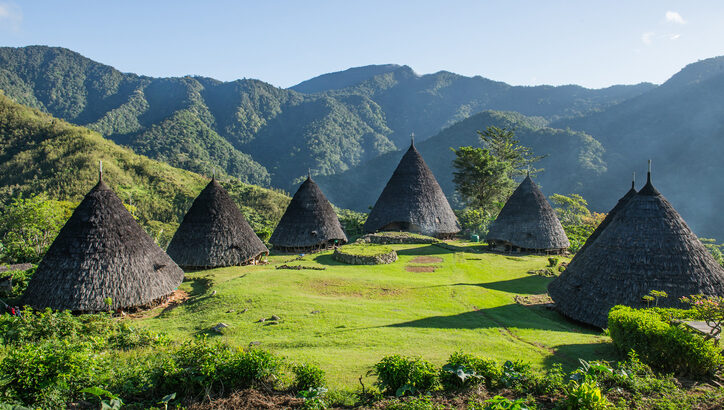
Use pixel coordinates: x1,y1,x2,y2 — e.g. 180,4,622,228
486,175,569,253
23,173,184,312
576,177,637,256
548,170,724,328
166,178,269,268
363,140,460,238
270,174,347,253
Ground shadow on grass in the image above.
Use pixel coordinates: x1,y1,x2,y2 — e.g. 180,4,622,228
410,275,552,295
542,342,618,371
384,304,597,333
313,253,346,266
187,276,213,297
465,275,554,295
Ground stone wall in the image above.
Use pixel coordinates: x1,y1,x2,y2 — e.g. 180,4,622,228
332,249,398,265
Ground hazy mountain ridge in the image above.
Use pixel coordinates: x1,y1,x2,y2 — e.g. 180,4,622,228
551,55,724,239
0,46,650,191
316,110,606,212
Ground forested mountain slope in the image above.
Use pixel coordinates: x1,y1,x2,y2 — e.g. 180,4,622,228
553,56,724,239
0,92,289,230
0,46,650,190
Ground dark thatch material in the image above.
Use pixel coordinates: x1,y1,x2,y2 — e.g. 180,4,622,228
486,175,569,252
270,176,347,253
23,179,184,312
167,178,269,268
576,180,637,256
363,142,460,238
548,172,724,328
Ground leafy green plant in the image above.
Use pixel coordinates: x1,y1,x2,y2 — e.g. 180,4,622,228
80,387,124,410
372,355,438,396
157,392,176,410
547,257,559,267
298,387,328,410
481,395,529,410
562,379,610,409
440,351,500,390
293,363,326,391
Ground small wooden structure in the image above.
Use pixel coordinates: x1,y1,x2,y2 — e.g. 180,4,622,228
364,137,460,239
486,174,569,254
23,164,184,312
548,164,724,328
166,177,268,269
270,173,347,253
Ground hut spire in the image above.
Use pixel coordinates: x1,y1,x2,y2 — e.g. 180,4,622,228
411,132,415,146
632,172,635,189
647,159,651,184
308,168,311,180
99,160,103,182
212,167,216,181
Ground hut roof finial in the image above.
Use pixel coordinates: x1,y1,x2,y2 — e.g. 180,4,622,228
632,171,635,189
411,132,415,146
99,160,103,182
212,167,216,181
647,159,651,184
308,168,311,179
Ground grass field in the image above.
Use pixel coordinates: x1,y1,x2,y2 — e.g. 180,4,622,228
137,241,615,389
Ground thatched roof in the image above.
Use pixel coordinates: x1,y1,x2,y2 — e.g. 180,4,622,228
548,172,724,328
576,179,637,256
486,175,569,250
270,175,347,251
363,141,460,237
166,178,269,268
23,179,184,312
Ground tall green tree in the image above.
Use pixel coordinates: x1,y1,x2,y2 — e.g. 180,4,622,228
452,127,542,217
451,147,513,216
478,126,545,178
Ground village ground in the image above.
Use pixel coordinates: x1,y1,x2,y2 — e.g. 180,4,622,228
134,241,614,390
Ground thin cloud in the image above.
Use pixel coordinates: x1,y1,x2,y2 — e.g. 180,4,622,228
670,34,681,40
641,32,654,45
0,2,22,32
665,11,686,24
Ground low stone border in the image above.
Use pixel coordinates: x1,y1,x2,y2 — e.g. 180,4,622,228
333,248,398,265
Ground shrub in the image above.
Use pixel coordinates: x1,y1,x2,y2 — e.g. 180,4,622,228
162,337,284,398
373,355,438,396
293,363,326,391
0,340,106,407
440,351,500,390
608,305,723,376
547,257,559,267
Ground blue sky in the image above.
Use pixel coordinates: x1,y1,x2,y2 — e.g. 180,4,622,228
1,1,723,89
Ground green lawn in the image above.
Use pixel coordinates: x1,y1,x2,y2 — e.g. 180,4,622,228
137,242,614,389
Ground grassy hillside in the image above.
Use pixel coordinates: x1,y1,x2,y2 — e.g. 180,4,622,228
0,92,289,230
137,242,612,388
317,111,606,211
0,46,650,191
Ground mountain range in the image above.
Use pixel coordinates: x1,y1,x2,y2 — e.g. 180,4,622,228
3,46,724,239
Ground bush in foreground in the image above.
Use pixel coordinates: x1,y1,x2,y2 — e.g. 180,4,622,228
608,305,723,376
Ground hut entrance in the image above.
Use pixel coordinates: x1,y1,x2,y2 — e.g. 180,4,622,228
274,239,342,254
380,222,421,233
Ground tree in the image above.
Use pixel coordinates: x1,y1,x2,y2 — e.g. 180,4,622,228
452,147,513,216
478,126,544,178
0,194,76,263
550,193,591,225
452,127,542,216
